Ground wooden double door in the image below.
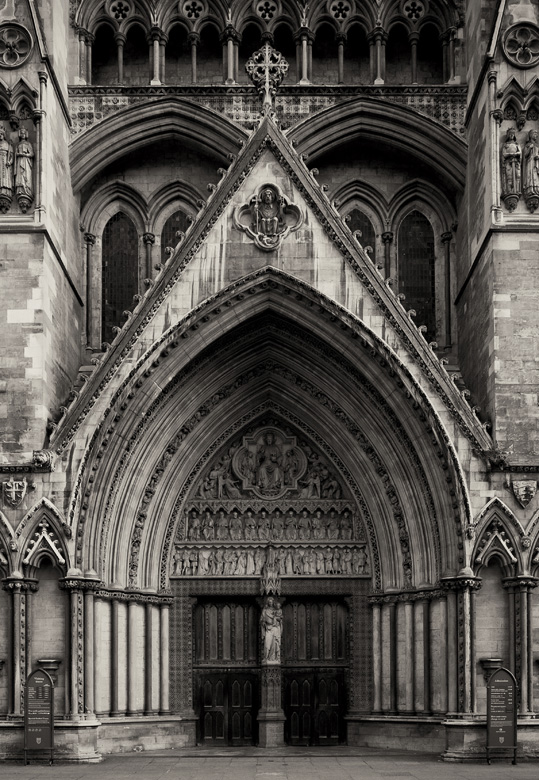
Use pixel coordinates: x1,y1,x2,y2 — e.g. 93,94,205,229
193,597,349,746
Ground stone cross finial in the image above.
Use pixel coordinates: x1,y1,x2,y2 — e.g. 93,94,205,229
245,43,288,116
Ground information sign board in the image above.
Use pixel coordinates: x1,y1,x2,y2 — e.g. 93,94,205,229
486,667,517,765
24,669,54,765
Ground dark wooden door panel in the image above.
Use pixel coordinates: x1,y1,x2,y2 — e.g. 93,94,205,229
284,669,345,745
197,671,258,746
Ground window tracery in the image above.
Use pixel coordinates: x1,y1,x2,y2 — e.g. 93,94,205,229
101,212,139,345
397,210,435,342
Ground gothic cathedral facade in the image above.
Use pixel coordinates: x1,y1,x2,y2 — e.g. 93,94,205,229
1,0,539,763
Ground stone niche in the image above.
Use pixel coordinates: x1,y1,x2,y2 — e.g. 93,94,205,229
172,418,371,580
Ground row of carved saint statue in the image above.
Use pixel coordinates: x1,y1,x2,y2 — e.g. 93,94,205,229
185,506,355,542
172,543,369,577
501,126,539,212
0,124,34,214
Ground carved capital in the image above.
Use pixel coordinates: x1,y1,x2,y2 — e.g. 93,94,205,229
84,232,96,245
441,231,452,244
143,232,155,245
1,576,38,593
381,231,393,244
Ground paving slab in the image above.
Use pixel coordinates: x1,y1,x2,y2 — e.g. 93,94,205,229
2,749,539,780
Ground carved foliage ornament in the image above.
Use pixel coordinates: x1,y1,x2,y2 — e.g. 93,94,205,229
0,24,32,69
234,183,302,251
503,23,539,69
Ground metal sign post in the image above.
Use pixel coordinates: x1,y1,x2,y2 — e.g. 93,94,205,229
24,668,54,765
486,667,517,765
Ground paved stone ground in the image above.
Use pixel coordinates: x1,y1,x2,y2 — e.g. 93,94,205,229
3,749,539,780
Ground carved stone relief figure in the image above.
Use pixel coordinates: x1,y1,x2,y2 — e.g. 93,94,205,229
257,431,283,492
15,126,34,213
260,596,283,663
234,183,302,252
523,128,539,212
501,127,522,211
0,126,13,213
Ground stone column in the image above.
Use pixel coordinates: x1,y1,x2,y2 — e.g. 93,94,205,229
442,575,481,713
370,596,382,713
2,577,37,716
258,596,285,747
505,576,537,714
410,32,419,84
127,599,143,715
143,232,155,281
115,33,126,84
189,33,199,83
295,28,311,85
337,33,346,84
381,231,393,278
86,33,94,85
159,601,170,714
489,65,503,222
371,27,386,84
221,26,239,84
150,28,162,85
413,596,425,713
441,231,452,348
84,233,96,345
110,597,121,716
78,28,87,83
448,27,456,82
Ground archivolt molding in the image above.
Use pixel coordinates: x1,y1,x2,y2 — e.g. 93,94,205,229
287,98,466,191
87,319,464,591
69,97,248,192
57,118,488,467
62,269,473,584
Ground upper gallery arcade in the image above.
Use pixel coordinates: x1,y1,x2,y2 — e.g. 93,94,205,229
1,0,539,764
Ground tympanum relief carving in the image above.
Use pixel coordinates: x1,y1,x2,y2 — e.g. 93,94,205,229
173,423,370,579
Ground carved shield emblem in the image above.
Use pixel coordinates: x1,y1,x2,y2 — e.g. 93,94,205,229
512,479,537,508
2,477,26,508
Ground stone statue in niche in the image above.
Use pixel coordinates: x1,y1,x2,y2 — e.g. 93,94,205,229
234,183,302,252
260,596,283,663
15,126,34,213
523,128,539,212
0,126,13,213
501,127,522,211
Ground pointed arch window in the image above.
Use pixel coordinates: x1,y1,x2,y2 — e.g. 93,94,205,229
347,208,376,261
398,210,435,340
102,212,138,344
161,209,191,262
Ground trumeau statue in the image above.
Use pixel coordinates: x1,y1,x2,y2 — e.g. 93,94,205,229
260,596,283,663
501,127,522,211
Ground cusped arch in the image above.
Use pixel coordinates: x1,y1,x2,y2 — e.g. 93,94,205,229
82,181,149,236
148,180,204,235
70,98,248,193
69,269,471,593
287,98,466,192
472,497,526,577
14,498,70,574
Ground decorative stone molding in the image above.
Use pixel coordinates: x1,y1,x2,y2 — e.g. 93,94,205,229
503,23,539,69
0,23,33,69
328,1,354,22
23,520,66,567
